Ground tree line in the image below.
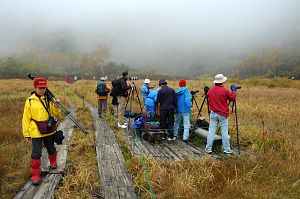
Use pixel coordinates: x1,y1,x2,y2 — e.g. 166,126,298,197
0,47,299,79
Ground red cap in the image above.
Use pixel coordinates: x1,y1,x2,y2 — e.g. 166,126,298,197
34,77,47,88
179,79,186,87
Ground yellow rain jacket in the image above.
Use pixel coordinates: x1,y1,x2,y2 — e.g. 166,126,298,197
22,93,61,138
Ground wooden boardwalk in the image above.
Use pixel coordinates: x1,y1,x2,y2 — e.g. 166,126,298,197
86,102,137,199
125,119,240,161
14,106,76,199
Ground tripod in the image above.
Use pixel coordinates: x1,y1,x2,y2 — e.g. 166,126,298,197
230,100,241,155
124,82,144,117
191,88,210,120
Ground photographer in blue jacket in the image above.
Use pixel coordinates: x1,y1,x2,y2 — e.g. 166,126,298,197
173,79,192,142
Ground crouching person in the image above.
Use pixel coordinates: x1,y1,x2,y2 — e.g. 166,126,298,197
22,77,61,185
173,80,192,142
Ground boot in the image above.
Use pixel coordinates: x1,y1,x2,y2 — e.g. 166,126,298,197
30,159,41,186
48,152,57,169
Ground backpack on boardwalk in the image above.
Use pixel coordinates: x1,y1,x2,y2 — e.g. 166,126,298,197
95,82,109,96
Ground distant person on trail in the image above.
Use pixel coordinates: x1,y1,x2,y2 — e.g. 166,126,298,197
157,79,177,141
22,77,61,186
141,78,151,104
205,74,236,154
145,86,160,114
173,80,192,142
95,76,111,118
111,71,133,128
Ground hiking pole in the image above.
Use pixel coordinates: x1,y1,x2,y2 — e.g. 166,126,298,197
28,73,89,134
233,100,241,155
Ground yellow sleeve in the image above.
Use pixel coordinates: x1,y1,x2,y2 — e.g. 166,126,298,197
22,100,31,138
50,101,62,117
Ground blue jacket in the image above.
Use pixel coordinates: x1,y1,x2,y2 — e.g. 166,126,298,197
176,87,192,114
141,83,151,102
145,89,159,113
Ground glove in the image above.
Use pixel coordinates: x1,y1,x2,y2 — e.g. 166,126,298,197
231,85,238,92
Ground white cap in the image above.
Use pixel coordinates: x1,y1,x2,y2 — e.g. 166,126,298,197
100,76,107,81
144,79,150,84
213,74,227,83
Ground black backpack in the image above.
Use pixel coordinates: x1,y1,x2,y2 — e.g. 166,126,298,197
96,82,109,96
111,78,122,96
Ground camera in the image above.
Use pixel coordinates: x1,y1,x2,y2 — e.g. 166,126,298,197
129,76,138,80
47,116,58,129
231,85,241,92
191,90,199,95
204,86,210,94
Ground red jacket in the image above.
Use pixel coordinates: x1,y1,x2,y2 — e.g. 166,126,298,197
208,85,236,117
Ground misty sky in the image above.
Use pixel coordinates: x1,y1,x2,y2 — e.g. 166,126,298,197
1,0,300,72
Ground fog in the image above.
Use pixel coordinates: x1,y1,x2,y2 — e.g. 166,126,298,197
1,0,300,74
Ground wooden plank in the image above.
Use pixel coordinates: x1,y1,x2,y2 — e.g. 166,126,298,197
193,127,222,145
86,102,137,199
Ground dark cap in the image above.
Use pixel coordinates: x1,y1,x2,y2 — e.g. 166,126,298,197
122,71,128,77
158,79,167,85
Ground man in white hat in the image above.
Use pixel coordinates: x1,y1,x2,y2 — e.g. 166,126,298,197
205,74,237,154
141,78,152,105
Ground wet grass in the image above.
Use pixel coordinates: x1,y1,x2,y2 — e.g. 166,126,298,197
1,78,299,198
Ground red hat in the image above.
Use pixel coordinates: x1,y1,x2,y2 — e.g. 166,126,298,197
34,77,47,88
179,79,186,87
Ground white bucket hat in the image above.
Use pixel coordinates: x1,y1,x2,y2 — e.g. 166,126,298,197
213,74,227,83
144,79,150,84
100,76,107,81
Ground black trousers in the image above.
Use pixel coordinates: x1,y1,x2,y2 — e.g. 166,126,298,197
160,109,175,138
31,136,56,159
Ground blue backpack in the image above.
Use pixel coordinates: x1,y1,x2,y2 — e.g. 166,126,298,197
96,82,109,96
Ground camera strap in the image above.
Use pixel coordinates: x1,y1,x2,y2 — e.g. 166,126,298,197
38,95,52,117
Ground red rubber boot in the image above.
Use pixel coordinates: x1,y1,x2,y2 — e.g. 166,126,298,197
48,152,57,169
30,159,41,186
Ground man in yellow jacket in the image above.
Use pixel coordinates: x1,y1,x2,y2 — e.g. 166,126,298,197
22,77,61,185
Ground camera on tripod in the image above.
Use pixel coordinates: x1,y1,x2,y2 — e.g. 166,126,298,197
129,76,138,81
204,86,209,95
231,85,241,92
191,90,199,96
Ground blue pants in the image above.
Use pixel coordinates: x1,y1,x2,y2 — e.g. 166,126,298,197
174,113,190,140
205,112,231,153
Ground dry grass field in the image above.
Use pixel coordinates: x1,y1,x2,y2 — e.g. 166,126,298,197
0,77,299,198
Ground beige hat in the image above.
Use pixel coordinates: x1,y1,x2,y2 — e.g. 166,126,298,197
100,76,107,81
144,79,150,84
213,74,227,83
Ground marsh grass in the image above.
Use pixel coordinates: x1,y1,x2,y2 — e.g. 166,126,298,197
54,92,100,199
0,79,69,198
1,78,299,198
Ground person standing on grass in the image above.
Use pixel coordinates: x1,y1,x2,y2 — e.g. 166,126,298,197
205,74,236,154
95,76,111,118
173,80,192,142
114,71,133,128
22,77,61,185
157,79,177,141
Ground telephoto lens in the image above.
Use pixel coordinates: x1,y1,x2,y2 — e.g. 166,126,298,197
129,76,138,80
191,90,199,95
